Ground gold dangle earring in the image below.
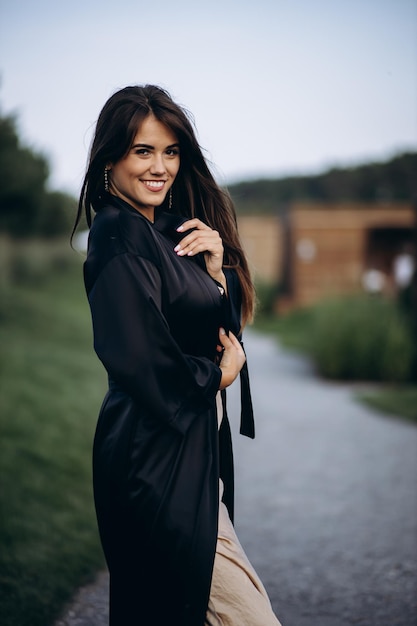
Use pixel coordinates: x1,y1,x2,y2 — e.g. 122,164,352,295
168,187,173,210
104,167,109,192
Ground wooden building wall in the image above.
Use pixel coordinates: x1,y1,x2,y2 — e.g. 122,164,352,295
237,215,283,283
288,202,415,308
237,203,415,311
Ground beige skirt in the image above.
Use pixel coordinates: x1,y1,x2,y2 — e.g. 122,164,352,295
205,395,282,626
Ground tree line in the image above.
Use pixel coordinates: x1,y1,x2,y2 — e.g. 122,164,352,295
228,152,417,215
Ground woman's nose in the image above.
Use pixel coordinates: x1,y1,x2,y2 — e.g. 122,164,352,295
150,153,166,174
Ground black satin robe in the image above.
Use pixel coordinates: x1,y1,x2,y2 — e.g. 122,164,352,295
84,196,254,625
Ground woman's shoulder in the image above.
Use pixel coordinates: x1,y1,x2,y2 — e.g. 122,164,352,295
84,200,161,294
92,199,159,262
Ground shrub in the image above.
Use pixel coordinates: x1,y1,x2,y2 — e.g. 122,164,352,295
310,295,414,382
255,281,280,317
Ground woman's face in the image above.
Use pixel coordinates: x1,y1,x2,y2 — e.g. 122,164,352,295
108,114,180,221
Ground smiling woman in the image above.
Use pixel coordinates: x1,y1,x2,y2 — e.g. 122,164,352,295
72,84,282,626
106,115,180,223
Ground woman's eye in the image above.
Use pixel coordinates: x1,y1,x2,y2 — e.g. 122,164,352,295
166,148,180,157
134,148,149,155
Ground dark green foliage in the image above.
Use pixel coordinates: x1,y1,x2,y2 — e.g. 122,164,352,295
254,305,314,353
309,296,414,382
0,109,77,237
37,190,77,237
255,280,281,317
228,152,417,214
254,294,415,383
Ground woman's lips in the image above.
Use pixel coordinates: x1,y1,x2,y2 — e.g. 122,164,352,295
142,180,166,192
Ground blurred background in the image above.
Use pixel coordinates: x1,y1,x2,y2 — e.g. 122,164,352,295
0,1,416,625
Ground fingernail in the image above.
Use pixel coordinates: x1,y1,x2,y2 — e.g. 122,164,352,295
220,327,226,335
176,225,184,232
174,245,180,252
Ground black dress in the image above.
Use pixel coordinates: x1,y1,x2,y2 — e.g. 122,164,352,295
84,196,254,625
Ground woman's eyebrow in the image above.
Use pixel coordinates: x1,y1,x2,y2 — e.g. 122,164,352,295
131,142,154,149
131,142,180,150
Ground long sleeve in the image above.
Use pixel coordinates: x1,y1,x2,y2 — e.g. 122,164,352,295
88,251,222,435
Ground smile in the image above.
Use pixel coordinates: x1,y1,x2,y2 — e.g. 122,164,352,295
142,180,165,191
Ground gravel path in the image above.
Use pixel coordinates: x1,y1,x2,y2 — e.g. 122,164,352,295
55,331,417,626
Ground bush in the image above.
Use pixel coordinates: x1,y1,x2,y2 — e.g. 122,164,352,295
310,295,414,382
255,280,280,317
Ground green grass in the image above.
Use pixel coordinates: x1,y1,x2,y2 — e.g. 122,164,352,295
0,257,107,626
357,387,417,423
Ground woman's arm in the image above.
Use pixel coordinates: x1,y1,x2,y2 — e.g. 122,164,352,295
173,218,246,387
88,252,223,434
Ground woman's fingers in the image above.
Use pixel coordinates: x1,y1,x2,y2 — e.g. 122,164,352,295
177,218,211,233
175,219,222,256
175,218,224,278
174,229,222,257
175,219,211,254
218,327,230,347
218,330,245,357
218,330,246,389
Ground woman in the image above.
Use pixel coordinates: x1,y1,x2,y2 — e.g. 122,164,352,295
73,85,281,626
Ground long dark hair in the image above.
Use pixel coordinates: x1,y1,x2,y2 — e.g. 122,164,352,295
73,85,255,325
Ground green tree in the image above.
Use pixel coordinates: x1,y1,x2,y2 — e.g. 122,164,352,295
0,108,76,237
228,152,417,214
37,190,77,237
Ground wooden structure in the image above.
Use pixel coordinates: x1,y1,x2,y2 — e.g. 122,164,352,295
237,215,283,283
238,203,415,311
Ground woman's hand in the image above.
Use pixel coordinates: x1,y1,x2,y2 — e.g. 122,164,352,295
217,329,246,390
175,219,225,287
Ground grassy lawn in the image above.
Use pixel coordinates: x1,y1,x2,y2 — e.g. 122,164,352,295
357,387,417,424
0,257,107,626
